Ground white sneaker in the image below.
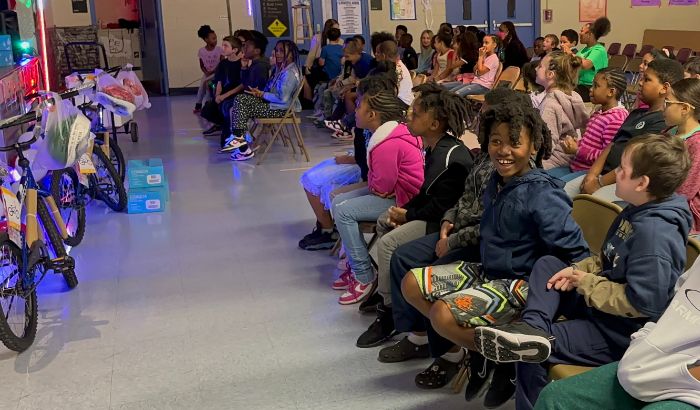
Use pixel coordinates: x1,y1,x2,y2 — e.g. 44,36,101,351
219,138,247,153
230,147,255,161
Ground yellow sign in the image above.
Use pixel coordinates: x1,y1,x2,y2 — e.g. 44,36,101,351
268,19,287,37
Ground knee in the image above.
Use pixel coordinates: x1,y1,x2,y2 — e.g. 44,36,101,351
429,301,454,332
401,273,420,303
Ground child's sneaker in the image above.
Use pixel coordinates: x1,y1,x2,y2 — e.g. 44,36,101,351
220,137,247,153
474,321,554,364
299,229,338,251
230,147,255,161
203,125,221,135
324,120,345,132
193,103,202,113
331,264,353,290
339,278,376,305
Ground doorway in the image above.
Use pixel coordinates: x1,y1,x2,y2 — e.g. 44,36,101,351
446,0,539,48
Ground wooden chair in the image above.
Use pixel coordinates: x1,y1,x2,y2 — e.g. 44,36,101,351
571,194,623,253
253,77,310,165
608,54,628,71
607,42,621,56
626,56,643,74
686,237,700,271
621,43,637,59
514,76,526,92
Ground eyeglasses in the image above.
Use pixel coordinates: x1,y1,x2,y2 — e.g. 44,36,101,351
664,99,696,110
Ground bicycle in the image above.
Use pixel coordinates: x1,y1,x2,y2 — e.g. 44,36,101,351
0,122,79,352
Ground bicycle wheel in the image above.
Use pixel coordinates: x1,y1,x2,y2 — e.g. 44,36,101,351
50,168,86,247
95,136,125,182
37,198,78,289
92,147,127,212
0,239,38,352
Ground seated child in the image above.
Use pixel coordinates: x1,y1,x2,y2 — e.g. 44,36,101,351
400,33,418,70
559,67,629,182
472,134,692,410
664,78,700,234
534,258,700,410
200,35,240,141
531,37,545,62
356,83,473,347
542,34,560,54
416,30,435,75
318,27,344,82
559,29,579,55
221,40,300,161
194,25,222,113
448,35,502,97
522,60,545,106
331,73,424,305
397,99,590,408
534,51,589,173
685,56,700,79
564,58,685,200
429,31,458,82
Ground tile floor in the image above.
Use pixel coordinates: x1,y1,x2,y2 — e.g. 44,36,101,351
0,96,513,410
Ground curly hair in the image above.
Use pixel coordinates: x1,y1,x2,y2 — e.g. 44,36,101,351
412,82,469,138
588,17,611,40
478,98,552,167
357,73,408,124
197,25,214,40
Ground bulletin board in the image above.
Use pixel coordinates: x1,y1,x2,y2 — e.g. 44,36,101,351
579,0,607,21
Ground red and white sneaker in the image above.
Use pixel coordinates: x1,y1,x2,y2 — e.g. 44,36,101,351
338,279,376,305
332,265,353,290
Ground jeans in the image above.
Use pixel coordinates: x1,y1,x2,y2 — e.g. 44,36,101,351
515,256,626,410
440,81,465,92
196,73,215,105
559,170,586,183
545,166,572,179
454,83,490,97
331,186,395,284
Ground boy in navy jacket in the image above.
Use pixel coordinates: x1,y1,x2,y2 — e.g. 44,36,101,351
473,134,693,410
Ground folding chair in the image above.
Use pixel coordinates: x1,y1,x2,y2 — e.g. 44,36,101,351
253,77,310,165
513,76,526,92
607,42,621,56
608,55,628,71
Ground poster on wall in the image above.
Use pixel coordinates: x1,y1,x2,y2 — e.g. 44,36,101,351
669,0,698,5
370,0,383,11
72,0,88,13
579,0,606,21
390,0,417,20
261,0,291,38
337,0,363,35
630,0,661,6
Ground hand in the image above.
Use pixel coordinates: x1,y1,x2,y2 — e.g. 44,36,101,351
245,87,264,98
547,267,589,291
581,174,601,194
215,95,224,104
478,46,487,57
387,206,408,227
561,43,573,55
374,191,396,199
560,136,578,155
435,237,450,258
334,154,355,165
440,221,454,239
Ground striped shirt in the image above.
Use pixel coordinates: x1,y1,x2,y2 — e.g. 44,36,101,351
570,106,629,172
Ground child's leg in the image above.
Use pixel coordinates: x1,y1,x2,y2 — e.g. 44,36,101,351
455,83,491,97
376,220,428,305
195,74,213,105
304,189,334,229
344,91,357,114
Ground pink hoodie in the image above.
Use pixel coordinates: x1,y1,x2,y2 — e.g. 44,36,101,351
367,121,424,207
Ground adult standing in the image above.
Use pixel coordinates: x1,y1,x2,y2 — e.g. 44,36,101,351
498,21,529,68
564,17,611,102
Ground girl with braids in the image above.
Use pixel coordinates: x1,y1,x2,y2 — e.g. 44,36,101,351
559,67,629,181
398,99,588,406
194,25,222,113
565,16,611,102
357,83,474,347
331,73,424,305
534,51,589,172
223,40,301,161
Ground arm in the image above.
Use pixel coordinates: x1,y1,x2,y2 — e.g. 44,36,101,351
676,138,700,201
474,53,488,75
580,47,606,71
199,58,208,75
219,84,244,101
572,255,603,274
368,145,401,196
434,50,456,81
262,70,299,105
577,114,625,164
531,186,590,262
305,34,321,70
540,104,564,143
576,273,646,317
214,82,222,99
405,166,469,223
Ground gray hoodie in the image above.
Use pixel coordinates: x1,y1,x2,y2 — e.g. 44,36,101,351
617,258,700,407
538,89,590,169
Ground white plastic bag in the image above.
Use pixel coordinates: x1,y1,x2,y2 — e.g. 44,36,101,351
34,94,91,172
116,64,150,110
94,69,136,117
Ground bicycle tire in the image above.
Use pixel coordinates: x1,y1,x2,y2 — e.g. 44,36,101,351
109,139,126,182
92,147,127,212
37,198,78,289
0,239,38,352
50,168,86,247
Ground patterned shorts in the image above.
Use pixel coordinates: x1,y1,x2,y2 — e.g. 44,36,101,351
410,261,529,327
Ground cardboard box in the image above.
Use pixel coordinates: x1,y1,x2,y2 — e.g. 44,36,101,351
127,158,165,188
127,180,169,214
0,35,11,51
0,50,13,67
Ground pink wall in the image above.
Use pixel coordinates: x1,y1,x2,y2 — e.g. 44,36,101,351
94,0,140,27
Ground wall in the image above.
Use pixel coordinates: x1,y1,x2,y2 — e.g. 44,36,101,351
540,0,700,47
161,0,254,89
368,1,446,39
43,0,93,28
94,0,139,28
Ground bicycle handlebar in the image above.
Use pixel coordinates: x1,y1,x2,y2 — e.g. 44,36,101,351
0,132,38,152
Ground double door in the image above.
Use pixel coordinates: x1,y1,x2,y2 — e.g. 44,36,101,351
446,0,539,48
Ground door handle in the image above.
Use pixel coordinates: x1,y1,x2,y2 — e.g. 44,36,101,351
493,20,497,31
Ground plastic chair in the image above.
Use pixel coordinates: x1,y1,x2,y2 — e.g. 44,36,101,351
676,48,693,65
637,44,653,58
607,42,621,56
571,194,623,254
253,77,310,165
620,43,637,59
608,55,628,71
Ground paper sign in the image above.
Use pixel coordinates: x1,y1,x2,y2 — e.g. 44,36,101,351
1,187,21,247
580,0,607,21
669,0,698,4
631,0,660,6
391,0,416,20
78,153,96,175
267,19,288,37
337,0,363,35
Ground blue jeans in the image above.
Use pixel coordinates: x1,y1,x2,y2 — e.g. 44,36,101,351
440,81,465,92
559,170,586,182
331,186,395,284
545,166,572,179
454,83,490,96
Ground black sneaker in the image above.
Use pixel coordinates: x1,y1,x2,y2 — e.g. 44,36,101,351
464,352,494,401
298,226,338,251
483,363,516,409
356,304,396,348
358,292,383,313
203,125,220,135
378,336,430,363
194,103,202,113
474,321,554,364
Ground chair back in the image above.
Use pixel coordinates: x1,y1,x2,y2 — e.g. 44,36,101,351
637,44,653,58
686,237,700,271
495,65,518,89
676,48,693,64
607,42,621,56
621,43,637,59
663,45,675,55
608,55,628,71
413,73,427,87
571,194,623,254
513,76,526,92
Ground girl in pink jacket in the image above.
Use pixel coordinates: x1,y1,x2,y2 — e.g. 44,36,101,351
332,71,424,305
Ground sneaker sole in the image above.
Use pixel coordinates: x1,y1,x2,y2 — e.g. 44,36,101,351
231,154,254,161
474,327,551,364
356,329,397,348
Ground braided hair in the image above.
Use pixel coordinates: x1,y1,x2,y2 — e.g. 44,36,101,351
478,98,552,167
275,40,299,68
412,82,469,138
595,67,627,100
357,73,408,124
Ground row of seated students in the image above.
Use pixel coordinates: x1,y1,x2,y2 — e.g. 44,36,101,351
294,27,700,409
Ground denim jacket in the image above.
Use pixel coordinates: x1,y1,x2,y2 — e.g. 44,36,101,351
262,62,301,112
